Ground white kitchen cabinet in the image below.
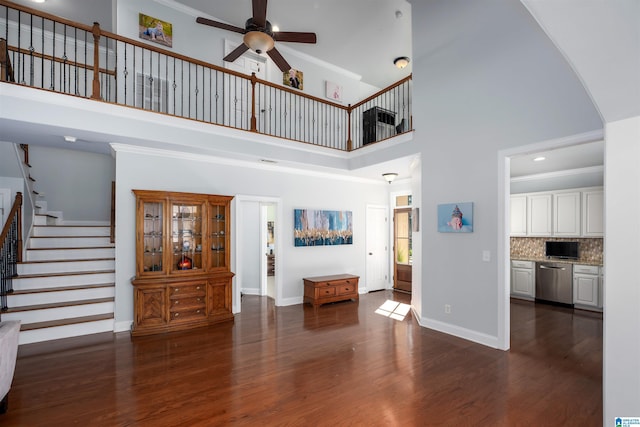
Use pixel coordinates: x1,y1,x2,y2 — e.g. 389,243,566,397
510,195,527,236
582,190,604,237
527,194,552,236
554,192,581,236
573,264,600,309
511,260,535,299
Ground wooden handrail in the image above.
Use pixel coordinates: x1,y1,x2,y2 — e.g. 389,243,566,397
5,45,116,77
351,75,413,110
0,192,23,263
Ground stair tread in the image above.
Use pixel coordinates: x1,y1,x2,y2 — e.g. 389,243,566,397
11,283,115,295
4,297,115,313
27,246,115,251
30,235,111,238
16,269,115,279
34,225,110,228
20,313,114,331
19,257,115,265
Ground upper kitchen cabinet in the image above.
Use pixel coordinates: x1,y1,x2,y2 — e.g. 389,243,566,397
527,194,552,236
582,190,604,237
510,187,603,237
553,192,581,237
510,195,527,236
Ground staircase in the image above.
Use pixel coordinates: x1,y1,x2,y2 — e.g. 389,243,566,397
2,208,115,345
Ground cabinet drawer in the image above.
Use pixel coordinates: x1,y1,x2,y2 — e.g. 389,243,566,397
170,308,206,322
337,284,356,295
170,296,205,310
169,283,206,298
573,264,599,275
511,260,534,269
316,286,337,298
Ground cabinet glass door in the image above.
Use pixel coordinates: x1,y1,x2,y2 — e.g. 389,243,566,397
142,200,164,274
171,203,203,273
209,203,227,270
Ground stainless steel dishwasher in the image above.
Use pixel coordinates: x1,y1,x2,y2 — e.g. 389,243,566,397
535,262,573,305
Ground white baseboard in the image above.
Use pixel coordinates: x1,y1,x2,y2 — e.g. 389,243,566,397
278,296,303,306
114,320,133,333
62,220,111,226
414,310,500,349
241,288,261,296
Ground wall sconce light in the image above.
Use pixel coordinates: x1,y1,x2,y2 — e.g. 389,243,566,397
394,57,410,69
382,173,398,183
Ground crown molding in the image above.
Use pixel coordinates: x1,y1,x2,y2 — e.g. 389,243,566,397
510,165,604,183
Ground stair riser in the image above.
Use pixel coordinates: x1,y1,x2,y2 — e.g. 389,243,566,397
26,248,115,261
12,272,115,291
32,226,112,237
19,319,115,345
29,237,113,248
34,215,59,226
18,259,115,275
2,302,114,324
8,287,115,307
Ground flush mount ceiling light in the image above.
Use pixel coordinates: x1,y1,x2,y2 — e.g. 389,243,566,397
31,0,46,3
63,135,77,143
382,173,398,183
533,156,546,162
394,56,410,69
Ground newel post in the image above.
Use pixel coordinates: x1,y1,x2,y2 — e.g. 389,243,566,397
91,22,102,100
250,72,258,132
346,105,353,151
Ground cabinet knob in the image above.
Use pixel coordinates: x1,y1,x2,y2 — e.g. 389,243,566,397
175,300,179,305
175,313,179,317
197,286,201,290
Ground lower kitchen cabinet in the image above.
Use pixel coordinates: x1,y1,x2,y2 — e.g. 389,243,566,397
510,260,535,300
573,264,601,310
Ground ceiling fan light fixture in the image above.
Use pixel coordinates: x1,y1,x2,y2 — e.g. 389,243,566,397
394,56,410,69
382,173,398,183
244,31,274,54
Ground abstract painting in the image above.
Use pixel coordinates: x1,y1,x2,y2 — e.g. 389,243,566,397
294,209,352,246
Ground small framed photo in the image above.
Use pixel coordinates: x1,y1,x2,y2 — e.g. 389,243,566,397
325,81,343,102
283,69,303,90
139,14,173,48
438,202,473,233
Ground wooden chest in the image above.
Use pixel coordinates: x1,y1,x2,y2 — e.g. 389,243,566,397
303,274,359,307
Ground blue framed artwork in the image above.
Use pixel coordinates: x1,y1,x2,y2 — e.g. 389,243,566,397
437,202,473,233
294,209,353,246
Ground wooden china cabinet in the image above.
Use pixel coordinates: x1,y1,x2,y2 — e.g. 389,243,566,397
131,190,234,336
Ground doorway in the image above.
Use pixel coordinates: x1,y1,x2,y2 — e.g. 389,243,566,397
261,203,276,300
233,195,282,314
393,207,412,293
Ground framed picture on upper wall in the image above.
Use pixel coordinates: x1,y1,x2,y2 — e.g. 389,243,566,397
437,202,473,233
139,13,173,48
325,81,343,102
283,69,303,90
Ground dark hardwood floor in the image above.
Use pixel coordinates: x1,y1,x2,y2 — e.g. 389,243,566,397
1,291,602,426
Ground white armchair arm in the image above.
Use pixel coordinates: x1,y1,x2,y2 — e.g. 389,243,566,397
0,320,20,414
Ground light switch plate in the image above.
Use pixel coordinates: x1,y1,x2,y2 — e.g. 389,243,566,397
482,250,491,262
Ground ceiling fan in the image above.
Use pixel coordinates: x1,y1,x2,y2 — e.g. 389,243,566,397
196,0,317,73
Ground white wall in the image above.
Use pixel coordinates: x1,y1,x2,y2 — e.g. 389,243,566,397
410,0,603,348
603,116,640,420
114,147,388,325
29,146,115,222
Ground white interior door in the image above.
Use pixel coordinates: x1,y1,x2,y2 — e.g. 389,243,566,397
0,188,11,228
366,205,389,292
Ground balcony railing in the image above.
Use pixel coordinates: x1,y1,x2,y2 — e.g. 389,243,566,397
0,0,411,152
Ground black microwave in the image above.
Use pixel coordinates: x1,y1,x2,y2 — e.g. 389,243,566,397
545,241,579,259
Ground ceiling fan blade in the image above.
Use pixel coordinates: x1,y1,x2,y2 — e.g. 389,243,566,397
274,32,317,44
252,0,268,28
267,47,291,73
196,17,246,34
224,44,250,62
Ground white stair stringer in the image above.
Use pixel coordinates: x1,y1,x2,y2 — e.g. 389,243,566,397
8,219,117,345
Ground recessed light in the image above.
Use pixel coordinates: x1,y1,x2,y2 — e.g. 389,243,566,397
533,156,546,162
31,0,46,3
271,25,280,32
64,136,77,143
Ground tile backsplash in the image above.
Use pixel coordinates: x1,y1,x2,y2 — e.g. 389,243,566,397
510,237,603,264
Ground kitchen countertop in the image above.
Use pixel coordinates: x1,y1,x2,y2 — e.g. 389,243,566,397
511,257,603,267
